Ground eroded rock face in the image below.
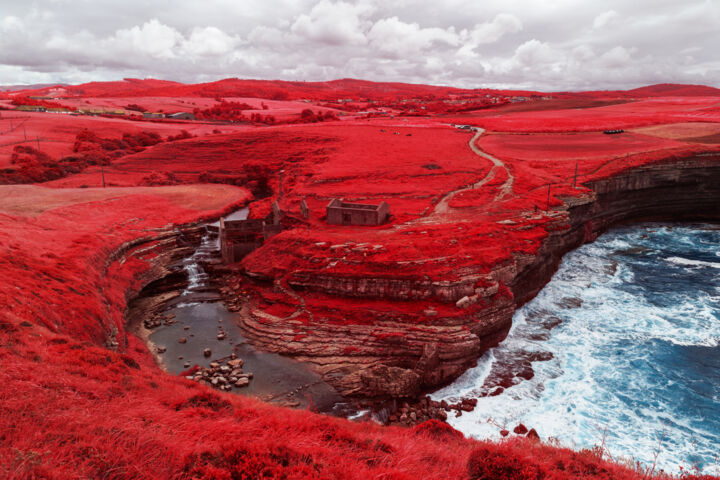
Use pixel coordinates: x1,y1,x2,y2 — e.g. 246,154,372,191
360,365,421,398
223,157,720,399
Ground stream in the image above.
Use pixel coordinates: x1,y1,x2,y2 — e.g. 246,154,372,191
135,207,347,412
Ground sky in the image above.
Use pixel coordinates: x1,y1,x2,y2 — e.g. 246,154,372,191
0,0,718,91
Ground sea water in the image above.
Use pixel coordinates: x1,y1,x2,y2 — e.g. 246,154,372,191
433,223,720,475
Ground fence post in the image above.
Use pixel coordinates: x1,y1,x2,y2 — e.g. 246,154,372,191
546,184,551,212
573,162,578,188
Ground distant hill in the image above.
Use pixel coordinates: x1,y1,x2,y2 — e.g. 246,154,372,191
4,78,719,101
625,83,720,97
0,83,67,92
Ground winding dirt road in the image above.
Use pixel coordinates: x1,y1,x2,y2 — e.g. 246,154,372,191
430,127,514,216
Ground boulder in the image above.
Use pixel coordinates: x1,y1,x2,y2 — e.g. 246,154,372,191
360,365,421,398
513,424,528,435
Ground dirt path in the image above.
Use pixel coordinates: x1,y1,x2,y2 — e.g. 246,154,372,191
430,128,514,216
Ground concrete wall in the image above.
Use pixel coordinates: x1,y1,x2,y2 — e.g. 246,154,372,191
326,199,390,226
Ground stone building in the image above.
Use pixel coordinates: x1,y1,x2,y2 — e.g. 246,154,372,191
326,198,390,226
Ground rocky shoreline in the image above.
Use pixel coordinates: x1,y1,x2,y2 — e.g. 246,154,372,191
120,156,720,428
222,156,720,405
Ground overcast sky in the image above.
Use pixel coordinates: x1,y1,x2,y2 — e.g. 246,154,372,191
1,0,718,90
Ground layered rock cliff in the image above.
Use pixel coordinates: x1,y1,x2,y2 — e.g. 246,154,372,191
230,154,720,399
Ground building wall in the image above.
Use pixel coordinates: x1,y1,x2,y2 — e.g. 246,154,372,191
327,206,379,225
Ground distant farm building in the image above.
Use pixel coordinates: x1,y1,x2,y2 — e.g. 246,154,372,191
78,107,106,116
603,129,625,134
16,105,46,112
167,112,195,120
143,112,166,119
326,199,390,226
46,107,72,114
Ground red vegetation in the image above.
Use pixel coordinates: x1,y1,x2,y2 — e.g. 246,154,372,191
10,95,75,111
193,99,255,122
1,78,719,479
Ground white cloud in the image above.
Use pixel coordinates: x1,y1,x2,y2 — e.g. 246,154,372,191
593,10,619,29
291,0,372,45
469,13,523,45
0,1,718,90
599,45,634,67
112,19,183,59
183,26,240,56
367,17,459,57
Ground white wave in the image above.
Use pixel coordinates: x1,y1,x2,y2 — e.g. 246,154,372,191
175,302,200,309
431,350,495,401
666,256,720,269
434,225,720,475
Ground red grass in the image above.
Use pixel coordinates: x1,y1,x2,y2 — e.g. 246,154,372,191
1,79,720,479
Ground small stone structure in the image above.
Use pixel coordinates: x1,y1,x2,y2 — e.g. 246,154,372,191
219,206,284,263
219,218,266,264
326,198,390,226
300,199,310,219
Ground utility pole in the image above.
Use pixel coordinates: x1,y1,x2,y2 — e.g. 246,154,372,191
572,162,578,188
23,127,26,141
546,184,551,212
101,163,106,188
36,136,40,151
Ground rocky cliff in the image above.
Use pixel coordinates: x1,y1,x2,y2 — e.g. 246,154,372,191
230,155,720,399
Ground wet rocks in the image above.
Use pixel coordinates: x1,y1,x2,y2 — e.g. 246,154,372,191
187,356,253,392
387,395,480,427
203,348,212,357
178,337,187,344
513,423,528,435
144,313,176,329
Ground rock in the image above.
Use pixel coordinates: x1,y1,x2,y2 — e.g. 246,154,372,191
527,428,540,441
455,296,472,308
157,346,166,354
183,362,190,368
513,424,528,435
183,326,190,330
209,362,220,368
234,377,249,388
228,358,244,368
409,412,417,422
423,308,437,317
203,348,211,357
178,337,187,344
455,410,462,417
360,365,421,398
217,332,226,341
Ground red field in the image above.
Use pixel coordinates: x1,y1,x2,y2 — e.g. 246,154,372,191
1,78,719,479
